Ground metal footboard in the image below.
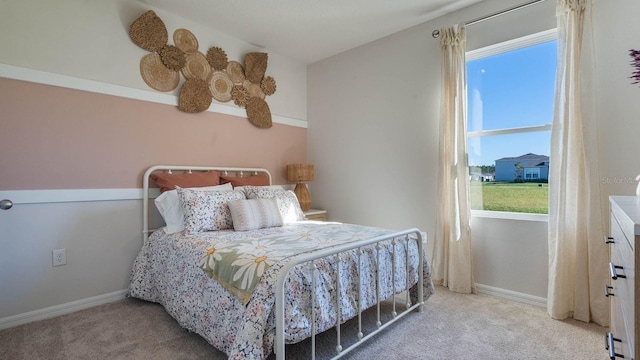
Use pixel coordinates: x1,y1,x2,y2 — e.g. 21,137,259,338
274,228,425,360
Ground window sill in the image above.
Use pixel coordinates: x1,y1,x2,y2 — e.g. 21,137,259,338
471,210,549,222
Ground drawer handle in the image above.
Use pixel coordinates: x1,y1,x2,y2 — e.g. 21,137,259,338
604,236,615,244
609,262,626,280
604,284,614,297
605,333,624,359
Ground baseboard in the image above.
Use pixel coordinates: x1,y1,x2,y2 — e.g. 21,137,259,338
475,283,547,308
0,289,128,331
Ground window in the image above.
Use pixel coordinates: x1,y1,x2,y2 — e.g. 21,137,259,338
524,168,540,180
467,30,556,215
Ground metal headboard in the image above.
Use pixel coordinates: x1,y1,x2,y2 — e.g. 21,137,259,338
142,165,272,241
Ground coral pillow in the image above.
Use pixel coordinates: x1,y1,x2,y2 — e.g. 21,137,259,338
228,198,283,231
220,173,269,187
151,171,221,192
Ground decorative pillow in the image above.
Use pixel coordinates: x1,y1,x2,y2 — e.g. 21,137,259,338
155,183,233,234
244,187,305,223
151,171,221,193
220,173,270,187
177,188,245,234
234,185,283,198
228,198,283,231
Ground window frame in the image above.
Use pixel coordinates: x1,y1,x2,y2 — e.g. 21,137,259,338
466,29,557,221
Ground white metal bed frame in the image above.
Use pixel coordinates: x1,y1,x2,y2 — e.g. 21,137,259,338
141,165,424,360
142,165,272,241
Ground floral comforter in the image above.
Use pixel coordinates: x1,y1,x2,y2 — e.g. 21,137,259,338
129,222,435,359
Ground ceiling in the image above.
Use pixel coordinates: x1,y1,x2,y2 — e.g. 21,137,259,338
143,0,482,64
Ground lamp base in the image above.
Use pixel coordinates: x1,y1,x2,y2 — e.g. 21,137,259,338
293,183,312,212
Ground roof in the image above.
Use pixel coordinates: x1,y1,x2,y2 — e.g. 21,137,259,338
496,153,549,162
495,153,549,168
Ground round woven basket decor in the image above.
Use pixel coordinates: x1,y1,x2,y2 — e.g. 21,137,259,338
243,79,265,100
129,10,168,52
140,52,180,92
206,46,229,71
181,52,211,80
226,61,245,84
245,97,272,128
159,45,186,71
173,28,199,54
231,85,249,107
261,76,276,96
209,71,233,103
178,78,212,113
244,52,268,84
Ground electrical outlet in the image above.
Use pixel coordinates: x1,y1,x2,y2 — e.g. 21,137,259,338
52,248,66,267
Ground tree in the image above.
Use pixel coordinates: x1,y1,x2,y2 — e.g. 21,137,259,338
514,162,524,182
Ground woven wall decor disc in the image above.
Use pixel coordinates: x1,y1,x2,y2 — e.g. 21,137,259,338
245,97,272,128
226,61,245,84
158,45,186,71
181,52,211,80
140,52,180,92
243,79,265,100
173,28,199,54
244,52,268,84
129,10,168,52
231,85,249,107
209,71,233,103
178,78,212,113
261,76,276,96
206,47,229,71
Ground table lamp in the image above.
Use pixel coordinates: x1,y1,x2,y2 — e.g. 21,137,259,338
286,164,314,211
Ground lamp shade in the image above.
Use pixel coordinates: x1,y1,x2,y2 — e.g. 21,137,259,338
286,164,314,183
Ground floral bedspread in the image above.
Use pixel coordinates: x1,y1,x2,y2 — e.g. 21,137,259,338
129,222,435,360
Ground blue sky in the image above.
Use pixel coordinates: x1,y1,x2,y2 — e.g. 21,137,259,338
466,40,557,166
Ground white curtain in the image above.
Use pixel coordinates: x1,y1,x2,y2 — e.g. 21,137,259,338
432,25,474,294
548,0,608,325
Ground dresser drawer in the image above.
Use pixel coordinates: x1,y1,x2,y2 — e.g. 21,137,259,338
609,207,637,359
608,196,640,359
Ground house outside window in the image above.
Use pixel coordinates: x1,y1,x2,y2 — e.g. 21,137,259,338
467,30,556,216
494,153,549,182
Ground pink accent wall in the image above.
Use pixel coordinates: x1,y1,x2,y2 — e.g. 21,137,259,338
0,78,307,190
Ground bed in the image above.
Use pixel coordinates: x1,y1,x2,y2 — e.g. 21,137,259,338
129,165,435,359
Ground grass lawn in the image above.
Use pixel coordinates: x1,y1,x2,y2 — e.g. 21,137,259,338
470,181,548,214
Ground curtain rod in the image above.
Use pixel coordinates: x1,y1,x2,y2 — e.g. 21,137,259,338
432,0,547,38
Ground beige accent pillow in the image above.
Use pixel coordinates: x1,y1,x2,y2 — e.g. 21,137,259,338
228,198,283,231
243,187,306,223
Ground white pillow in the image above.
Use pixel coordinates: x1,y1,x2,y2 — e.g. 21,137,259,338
155,183,233,234
234,185,284,198
177,187,246,235
228,198,283,231
243,187,306,223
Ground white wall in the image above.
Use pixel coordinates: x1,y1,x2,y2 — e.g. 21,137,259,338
0,0,307,121
308,0,640,300
0,197,143,319
593,1,640,202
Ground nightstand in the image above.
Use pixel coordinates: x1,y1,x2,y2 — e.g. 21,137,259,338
304,209,327,221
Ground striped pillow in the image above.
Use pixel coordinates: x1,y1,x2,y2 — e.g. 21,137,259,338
228,198,283,231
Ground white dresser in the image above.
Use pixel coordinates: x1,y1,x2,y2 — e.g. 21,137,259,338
607,196,640,359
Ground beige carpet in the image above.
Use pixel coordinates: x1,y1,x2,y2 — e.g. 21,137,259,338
0,287,606,360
